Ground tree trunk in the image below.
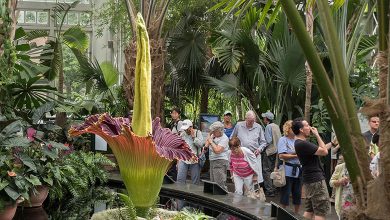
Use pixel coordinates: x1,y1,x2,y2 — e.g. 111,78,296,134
200,87,209,114
123,39,166,119
0,0,17,56
304,3,314,123
55,41,67,128
123,41,136,112
237,94,243,120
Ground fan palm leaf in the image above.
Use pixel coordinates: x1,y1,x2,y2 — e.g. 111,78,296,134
10,77,63,109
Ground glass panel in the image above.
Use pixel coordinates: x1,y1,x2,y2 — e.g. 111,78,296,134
17,11,25,24
79,12,91,26
37,11,49,24
56,12,67,25
67,12,78,25
25,11,37,24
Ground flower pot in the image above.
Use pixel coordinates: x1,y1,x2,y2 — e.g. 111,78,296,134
0,203,17,220
23,185,49,207
0,198,23,220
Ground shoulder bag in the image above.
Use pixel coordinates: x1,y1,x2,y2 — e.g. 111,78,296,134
270,153,286,187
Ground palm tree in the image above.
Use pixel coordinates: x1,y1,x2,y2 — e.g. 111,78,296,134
122,0,173,119
24,1,89,127
0,0,17,55
167,11,212,114
304,2,314,123
280,0,389,218
208,10,306,123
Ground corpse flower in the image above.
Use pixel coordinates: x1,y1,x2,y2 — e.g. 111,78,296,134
69,114,195,215
69,14,196,217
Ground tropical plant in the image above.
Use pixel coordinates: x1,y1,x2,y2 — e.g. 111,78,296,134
172,209,209,220
279,0,388,218
69,14,196,218
311,99,331,135
167,11,209,112
69,48,128,116
24,0,89,127
0,121,38,210
46,151,115,220
207,10,306,123
119,0,174,119
21,127,69,196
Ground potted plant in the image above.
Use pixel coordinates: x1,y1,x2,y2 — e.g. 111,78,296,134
19,127,68,207
0,121,37,219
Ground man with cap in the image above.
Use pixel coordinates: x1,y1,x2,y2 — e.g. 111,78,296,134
177,119,203,184
261,110,282,197
223,110,235,138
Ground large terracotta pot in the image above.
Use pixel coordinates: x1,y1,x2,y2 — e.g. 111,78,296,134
0,203,17,220
0,198,23,220
23,185,49,207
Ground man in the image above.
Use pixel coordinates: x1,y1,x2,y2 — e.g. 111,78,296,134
223,110,235,138
362,115,379,144
292,118,331,220
177,119,203,184
231,110,265,187
167,107,183,134
261,110,282,197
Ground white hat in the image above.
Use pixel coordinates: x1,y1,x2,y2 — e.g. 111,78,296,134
261,110,274,120
180,119,193,131
223,110,232,116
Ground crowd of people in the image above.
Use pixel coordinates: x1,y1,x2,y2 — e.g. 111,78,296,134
166,107,382,219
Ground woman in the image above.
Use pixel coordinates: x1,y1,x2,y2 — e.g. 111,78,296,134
205,121,230,189
277,120,302,214
330,156,355,219
228,137,262,195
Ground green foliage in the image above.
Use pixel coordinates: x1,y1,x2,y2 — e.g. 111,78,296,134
208,0,281,30
118,193,137,220
95,0,132,45
311,99,331,135
46,151,115,219
350,63,378,107
208,12,306,122
0,121,35,210
167,12,207,97
10,77,61,109
172,209,210,220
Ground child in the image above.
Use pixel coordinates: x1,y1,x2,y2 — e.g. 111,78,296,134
329,156,355,219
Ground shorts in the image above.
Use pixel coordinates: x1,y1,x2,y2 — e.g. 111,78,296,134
304,180,330,216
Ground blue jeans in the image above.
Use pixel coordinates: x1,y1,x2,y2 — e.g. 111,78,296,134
177,161,200,184
279,176,302,206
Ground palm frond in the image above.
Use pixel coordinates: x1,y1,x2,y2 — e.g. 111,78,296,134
24,30,49,41
205,74,241,97
63,26,89,51
10,77,61,109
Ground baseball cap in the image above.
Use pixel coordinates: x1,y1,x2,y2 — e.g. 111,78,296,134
180,119,193,131
224,110,232,116
261,110,274,120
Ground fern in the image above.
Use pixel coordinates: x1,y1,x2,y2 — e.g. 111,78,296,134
45,151,115,219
